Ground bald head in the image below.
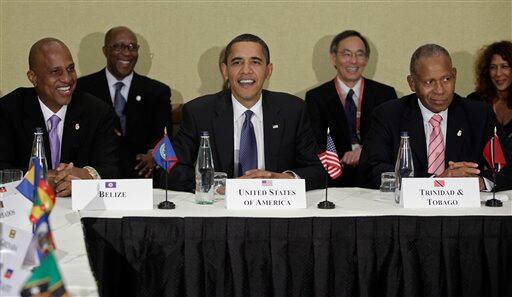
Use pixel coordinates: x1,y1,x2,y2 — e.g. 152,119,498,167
104,26,137,46
28,38,69,69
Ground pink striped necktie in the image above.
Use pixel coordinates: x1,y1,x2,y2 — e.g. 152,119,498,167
427,114,445,175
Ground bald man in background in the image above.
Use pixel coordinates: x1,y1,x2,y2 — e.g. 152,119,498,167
77,26,172,179
0,38,119,196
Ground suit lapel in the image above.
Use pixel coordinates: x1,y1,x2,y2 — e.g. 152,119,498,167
98,69,112,107
23,90,51,165
262,91,283,172
60,93,84,163
445,97,466,162
212,92,235,176
401,96,428,171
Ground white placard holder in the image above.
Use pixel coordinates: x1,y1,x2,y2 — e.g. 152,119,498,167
225,179,306,210
401,177,480,208
72,179,153,211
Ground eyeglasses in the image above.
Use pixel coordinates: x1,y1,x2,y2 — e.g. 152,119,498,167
338,50,367,61
108,43,140,53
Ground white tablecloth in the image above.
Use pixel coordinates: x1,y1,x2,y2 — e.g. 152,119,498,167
52,188,512,296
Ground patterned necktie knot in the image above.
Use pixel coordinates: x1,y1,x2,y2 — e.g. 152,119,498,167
244,110,254,122
115,81,124,91
49,114,61,128
429,114,442,127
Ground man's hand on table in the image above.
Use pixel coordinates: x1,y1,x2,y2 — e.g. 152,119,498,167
437,161,485,191
48,163,93,197
239,169,294,179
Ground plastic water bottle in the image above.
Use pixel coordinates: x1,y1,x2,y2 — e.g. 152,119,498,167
28,127,48,180
394,132,414,204
195,131,215,204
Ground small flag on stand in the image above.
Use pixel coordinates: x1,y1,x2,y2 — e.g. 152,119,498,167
152,128,178,172
16,158,41,202
317,131,342,179
483,127,507,172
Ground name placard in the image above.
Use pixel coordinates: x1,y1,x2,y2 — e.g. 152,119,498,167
72,179,153,211
401,177,480,208
225,179,306,210
0,181,32,232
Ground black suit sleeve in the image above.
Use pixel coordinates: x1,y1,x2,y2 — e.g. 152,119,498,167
154,102,196,192
290,103,327,191
359,108,396,189
89,105,120,179
305,91,327,153
148,85,172,147
0,101,19,171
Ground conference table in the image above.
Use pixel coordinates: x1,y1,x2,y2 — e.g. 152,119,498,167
53,188,512,297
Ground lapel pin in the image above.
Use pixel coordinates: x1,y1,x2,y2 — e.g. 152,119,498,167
75,123,80,130
272,125,278,129
457,130,462,137
136,95,141,101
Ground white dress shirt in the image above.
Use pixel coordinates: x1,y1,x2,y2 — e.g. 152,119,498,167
232,95,265,176
105,68,133,104
38,98,67,156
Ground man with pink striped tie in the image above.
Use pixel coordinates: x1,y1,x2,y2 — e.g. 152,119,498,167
359,44,512,191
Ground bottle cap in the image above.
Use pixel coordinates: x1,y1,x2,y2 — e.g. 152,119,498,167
201,131,209,137
400,131,409,137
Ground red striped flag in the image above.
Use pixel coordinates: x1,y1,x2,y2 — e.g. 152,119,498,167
318,133,342,179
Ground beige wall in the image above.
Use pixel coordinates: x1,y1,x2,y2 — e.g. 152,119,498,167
1,1,511,102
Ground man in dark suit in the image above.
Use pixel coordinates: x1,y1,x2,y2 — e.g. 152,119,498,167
306,30,397,187
77,26,172,178
158,34,325,192
0,38,119,196
359,44,512,190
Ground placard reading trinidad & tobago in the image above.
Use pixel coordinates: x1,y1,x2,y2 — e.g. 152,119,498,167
225,179,306,210
401,177,480,208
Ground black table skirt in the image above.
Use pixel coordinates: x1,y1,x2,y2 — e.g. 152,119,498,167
81,216,512,297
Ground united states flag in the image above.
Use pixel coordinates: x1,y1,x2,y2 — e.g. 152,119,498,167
317,133,342,179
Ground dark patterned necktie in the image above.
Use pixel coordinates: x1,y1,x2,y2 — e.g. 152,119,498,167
344,89,357,143
114,82,126,134
239,110,257,176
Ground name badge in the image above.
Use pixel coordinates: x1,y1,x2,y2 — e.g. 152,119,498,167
401,177,480,208
225,179,306,210
72,179,153,211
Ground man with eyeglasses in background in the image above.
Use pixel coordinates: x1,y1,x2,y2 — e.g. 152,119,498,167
305,30,397,187
77,26,171,179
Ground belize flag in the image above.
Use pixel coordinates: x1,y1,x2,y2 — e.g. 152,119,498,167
152,131,178,173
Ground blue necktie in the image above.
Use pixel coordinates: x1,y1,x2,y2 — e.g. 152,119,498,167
239,110,257,176
344,89,357,143
114,82,126,134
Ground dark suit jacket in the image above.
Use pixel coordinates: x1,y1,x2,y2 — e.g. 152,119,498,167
0,88,120,178
305,78,397,187
77,69,172,178
359,93,512,190
157,89,326,192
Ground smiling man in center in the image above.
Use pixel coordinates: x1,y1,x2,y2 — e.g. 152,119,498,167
158,33,325,192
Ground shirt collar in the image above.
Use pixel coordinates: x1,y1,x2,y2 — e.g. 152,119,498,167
417,98,448,123
232,94,263,122
105,68,134,89
38,97,67,124
336,76,363,98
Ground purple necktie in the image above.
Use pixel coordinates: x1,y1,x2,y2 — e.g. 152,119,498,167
48,114,61,169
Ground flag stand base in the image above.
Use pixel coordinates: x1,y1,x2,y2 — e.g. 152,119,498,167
485,198,502,207
318,200,335,209
158,200,175,209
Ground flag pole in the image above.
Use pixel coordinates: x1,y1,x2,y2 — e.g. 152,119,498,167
318,128,335,209
485,127,502,207
158,127,176,209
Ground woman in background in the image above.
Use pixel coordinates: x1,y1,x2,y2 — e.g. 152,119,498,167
468,40,512,138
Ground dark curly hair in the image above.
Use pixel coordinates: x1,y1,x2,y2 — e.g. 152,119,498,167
474,40,512,106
